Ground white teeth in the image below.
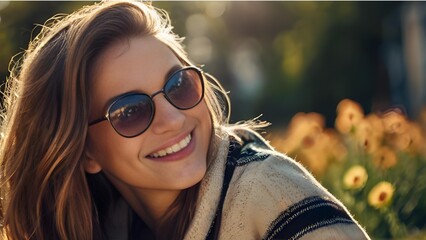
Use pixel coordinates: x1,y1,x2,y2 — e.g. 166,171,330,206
158,150,167,157
149,134,191,158
179,139,187,148
172,145,180,152
166,147,173,154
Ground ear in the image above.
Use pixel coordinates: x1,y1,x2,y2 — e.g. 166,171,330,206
83,150,102,174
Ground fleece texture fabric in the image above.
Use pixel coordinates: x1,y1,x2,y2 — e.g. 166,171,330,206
184,126,370,240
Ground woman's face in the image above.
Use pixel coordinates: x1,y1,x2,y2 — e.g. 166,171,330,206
85,36,212,196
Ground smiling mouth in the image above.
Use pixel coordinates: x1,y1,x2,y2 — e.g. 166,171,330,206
148,134,192,158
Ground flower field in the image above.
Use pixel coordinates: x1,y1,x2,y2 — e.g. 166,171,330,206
269,99,426,239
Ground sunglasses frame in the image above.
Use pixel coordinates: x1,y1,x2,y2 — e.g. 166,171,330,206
88,66,205,138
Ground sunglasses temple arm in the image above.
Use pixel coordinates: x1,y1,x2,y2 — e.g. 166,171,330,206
89,117,108,126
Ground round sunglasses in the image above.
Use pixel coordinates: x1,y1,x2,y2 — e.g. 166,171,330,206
89,66,205,138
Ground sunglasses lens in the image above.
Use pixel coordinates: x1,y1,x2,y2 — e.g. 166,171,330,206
109,94,153,137
165,68,203,109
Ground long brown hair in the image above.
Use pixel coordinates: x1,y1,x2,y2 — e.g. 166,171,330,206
0,1,230,239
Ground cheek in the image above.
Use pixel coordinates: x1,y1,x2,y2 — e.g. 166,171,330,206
86,132,111,167
198,101,213,131
86,126,139,166
87,126,115,153
198,101,213,151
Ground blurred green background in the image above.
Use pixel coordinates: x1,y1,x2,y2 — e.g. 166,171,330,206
2,2,426,239
1,1,425,129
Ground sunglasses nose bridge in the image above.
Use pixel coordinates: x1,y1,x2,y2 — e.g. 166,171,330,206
151,89,165,100
150,89,170,108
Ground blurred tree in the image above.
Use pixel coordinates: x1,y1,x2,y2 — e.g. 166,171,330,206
0,1,94,93
0,1,405,129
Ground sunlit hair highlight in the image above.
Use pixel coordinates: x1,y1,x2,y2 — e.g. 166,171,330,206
0,1,231,239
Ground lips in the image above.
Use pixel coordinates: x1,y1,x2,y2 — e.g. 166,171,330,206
148,133,192,158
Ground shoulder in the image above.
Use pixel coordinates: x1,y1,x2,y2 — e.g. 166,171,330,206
225,126,325,199
219,127,370,240
224,127,331,213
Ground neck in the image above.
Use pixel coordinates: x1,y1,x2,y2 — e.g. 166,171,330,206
124,188,181,230
105,175,182,231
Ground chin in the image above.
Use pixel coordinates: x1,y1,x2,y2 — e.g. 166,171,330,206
177,159,207,190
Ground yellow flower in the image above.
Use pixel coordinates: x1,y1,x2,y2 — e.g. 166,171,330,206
354,114,383,153
343,165,368,189
299,131,334,177
298,150,329,177
420,107,426,130
277,112,325,153
368,181,394,209
335,99,364,134
386,131,411,152
386,122,426,154
406,123,426,155
382,110,408,134
323,129,347,162
372,146,397,169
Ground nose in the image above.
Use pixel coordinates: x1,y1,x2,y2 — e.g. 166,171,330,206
149,94,185,135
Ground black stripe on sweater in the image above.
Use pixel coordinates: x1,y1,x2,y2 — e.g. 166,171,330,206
263,196,355,240
205,138,241,240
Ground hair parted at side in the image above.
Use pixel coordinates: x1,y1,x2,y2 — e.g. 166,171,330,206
0,1,231,239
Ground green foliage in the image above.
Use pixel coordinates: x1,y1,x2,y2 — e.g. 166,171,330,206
322,150,426,238
271,99,426,239
0,2,93,87
0,2,404,125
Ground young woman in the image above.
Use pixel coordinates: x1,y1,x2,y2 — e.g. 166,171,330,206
0,1,370,239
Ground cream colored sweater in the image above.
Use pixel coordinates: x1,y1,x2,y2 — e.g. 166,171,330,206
184,127,370,240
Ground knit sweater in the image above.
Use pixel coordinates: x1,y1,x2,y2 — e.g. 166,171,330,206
183,126,370,240
101,126,370,239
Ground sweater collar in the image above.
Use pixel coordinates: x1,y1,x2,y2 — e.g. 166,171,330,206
184,127,230,240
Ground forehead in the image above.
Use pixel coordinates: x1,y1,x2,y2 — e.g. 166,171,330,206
89,36,182,111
